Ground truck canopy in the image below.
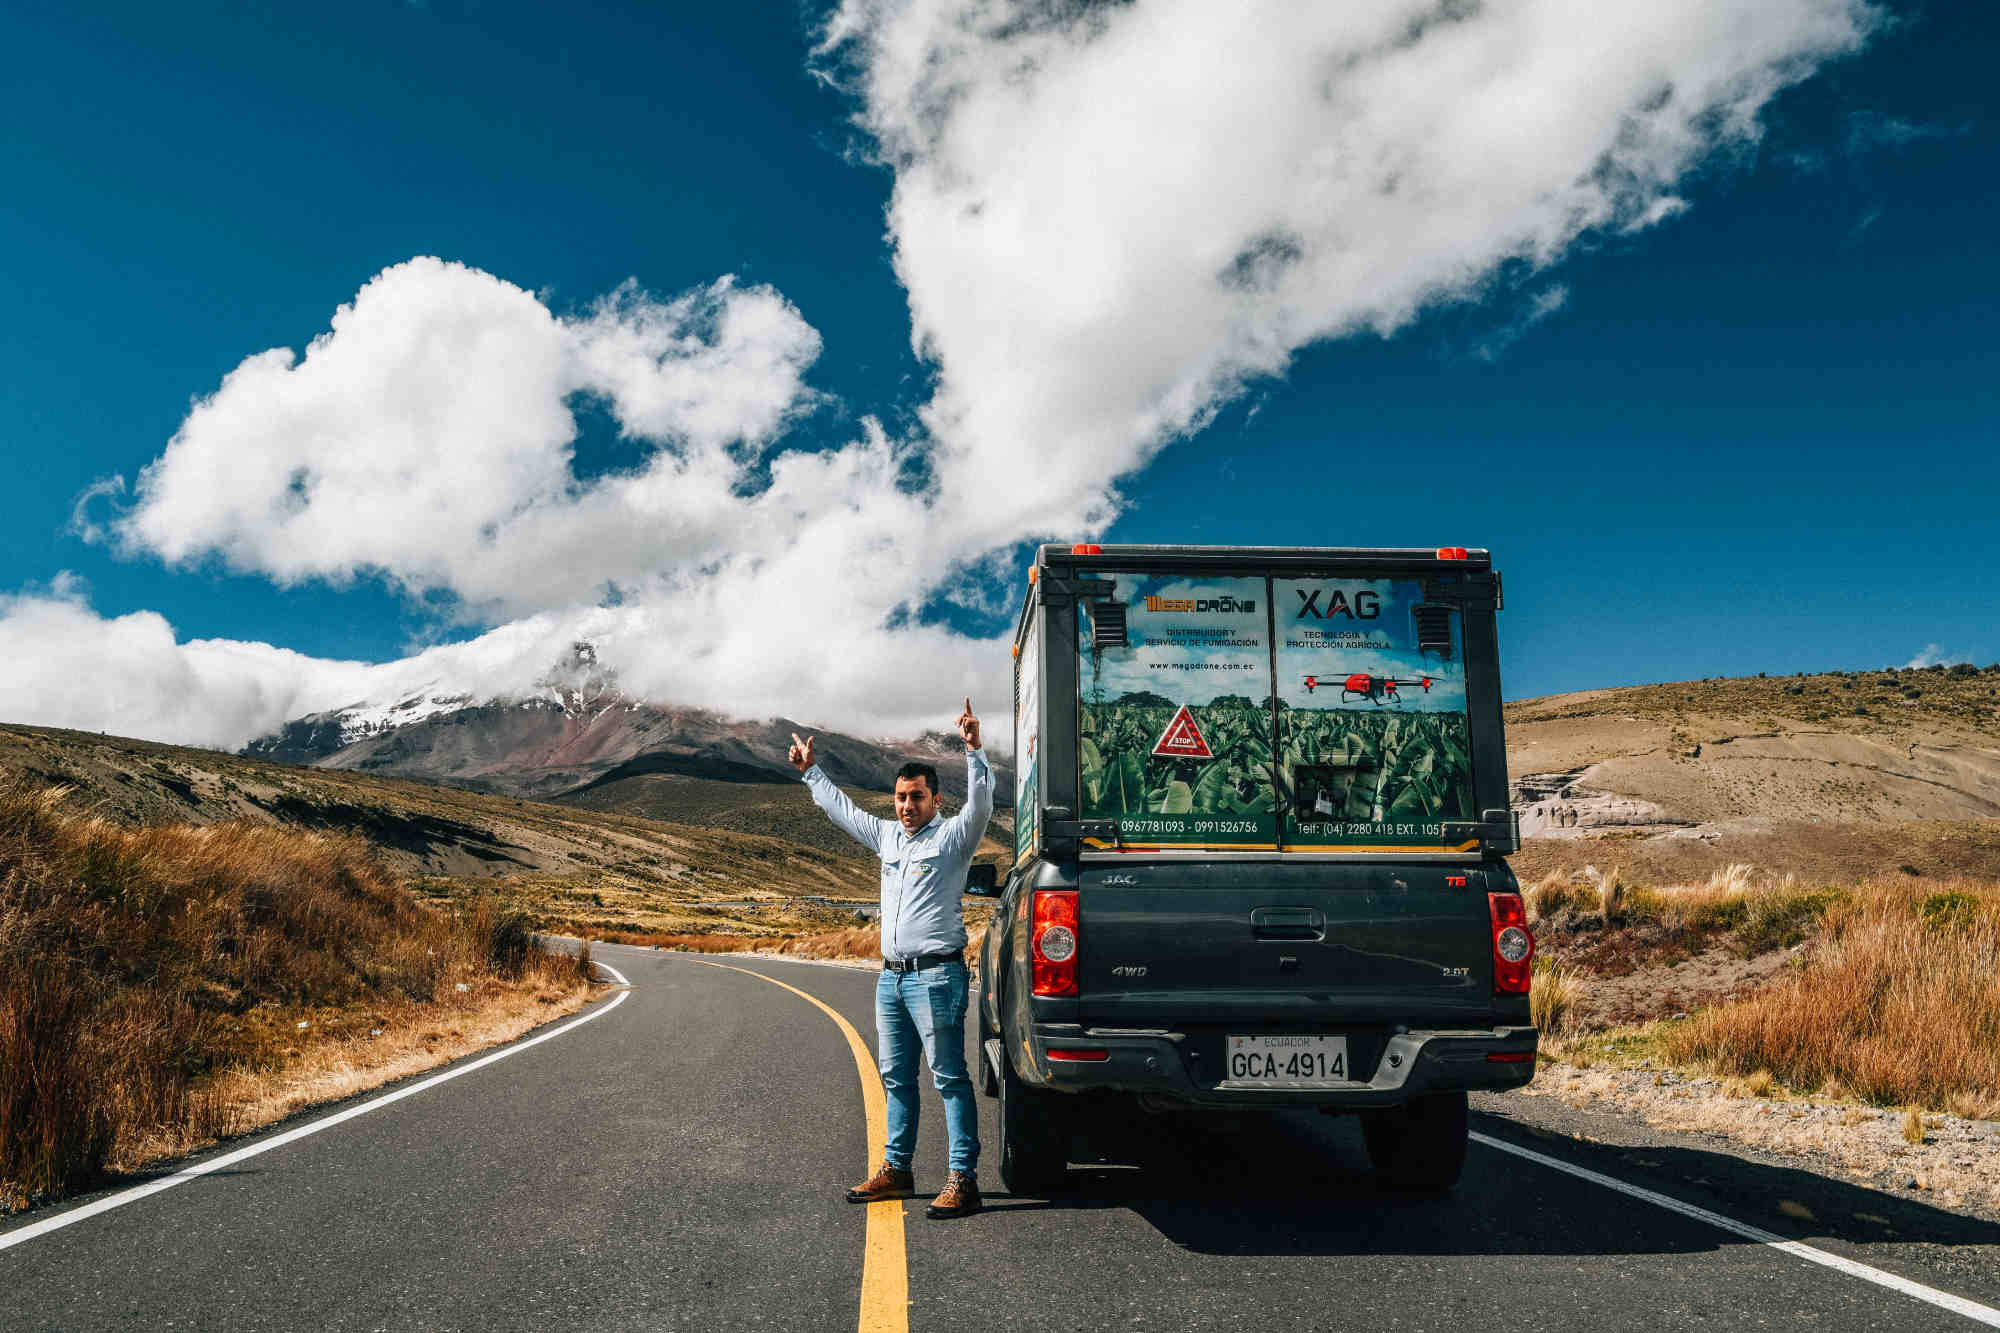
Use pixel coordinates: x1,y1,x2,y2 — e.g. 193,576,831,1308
1013,545,1513,861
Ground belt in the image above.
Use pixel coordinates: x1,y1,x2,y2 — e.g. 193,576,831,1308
882,951,960,974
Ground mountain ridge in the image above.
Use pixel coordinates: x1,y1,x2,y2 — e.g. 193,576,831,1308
241,640,1016,810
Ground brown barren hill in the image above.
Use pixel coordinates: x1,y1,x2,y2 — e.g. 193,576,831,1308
1506,664,2000,848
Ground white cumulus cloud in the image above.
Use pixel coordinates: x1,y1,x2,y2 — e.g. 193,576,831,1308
821,0,1877,544
104,258,825,621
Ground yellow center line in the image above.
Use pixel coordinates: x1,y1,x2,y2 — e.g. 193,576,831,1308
693,960,908,1333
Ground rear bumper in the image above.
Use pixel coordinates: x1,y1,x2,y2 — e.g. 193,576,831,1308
1010,1022,1538,1108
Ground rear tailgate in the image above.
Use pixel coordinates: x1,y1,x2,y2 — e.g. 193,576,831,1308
1076,861,1497,1028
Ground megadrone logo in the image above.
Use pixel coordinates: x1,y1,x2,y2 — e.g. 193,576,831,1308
1143,595,1258,613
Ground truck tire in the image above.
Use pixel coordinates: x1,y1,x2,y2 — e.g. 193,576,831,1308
1361,1090,1468,1193
997,1053,1070,1195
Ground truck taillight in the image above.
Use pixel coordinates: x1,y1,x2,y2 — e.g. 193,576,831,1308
1031,890,1079,996
1489,891,1534,995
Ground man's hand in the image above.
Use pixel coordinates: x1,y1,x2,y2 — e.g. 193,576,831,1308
788,732,816,773
958,697,981,750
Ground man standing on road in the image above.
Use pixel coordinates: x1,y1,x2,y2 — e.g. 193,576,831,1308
789,698,993,1220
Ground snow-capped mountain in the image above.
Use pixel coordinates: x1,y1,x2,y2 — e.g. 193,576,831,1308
242,641,1012,808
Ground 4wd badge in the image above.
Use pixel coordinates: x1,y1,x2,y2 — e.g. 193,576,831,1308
1151,704,1215,760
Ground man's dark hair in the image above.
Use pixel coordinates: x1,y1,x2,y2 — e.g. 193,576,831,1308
895,761,939,796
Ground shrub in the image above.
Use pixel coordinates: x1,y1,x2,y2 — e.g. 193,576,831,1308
1918,891,1981,934
1688,893,1750,931
1738,884,1845,955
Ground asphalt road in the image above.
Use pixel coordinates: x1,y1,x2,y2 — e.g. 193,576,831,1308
7,943,2000,1331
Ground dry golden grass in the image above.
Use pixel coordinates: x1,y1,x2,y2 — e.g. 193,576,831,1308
1667,875,2000,1111
1530,961,1583,1034
1722,1069,1776,1099
610,913,992,976
1525,870,1583,921
1903,1105,1928,1145
597,929,766,952
1584,864,1626,921
779,926,883,960
1707,862,1756,895
0,781,594,1211
1524,859,1854,962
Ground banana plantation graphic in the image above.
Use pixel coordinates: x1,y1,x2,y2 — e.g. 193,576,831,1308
1079,572,1277,846
1278,707,1475,842
1274,576,1475,847
1081,692,1278,845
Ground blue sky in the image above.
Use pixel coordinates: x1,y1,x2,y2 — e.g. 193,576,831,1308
1,1,1994,747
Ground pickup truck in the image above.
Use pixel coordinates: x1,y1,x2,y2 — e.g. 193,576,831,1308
972,544,1535,1194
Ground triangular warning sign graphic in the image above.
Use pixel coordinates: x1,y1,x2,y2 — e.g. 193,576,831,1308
1151,704,1214,760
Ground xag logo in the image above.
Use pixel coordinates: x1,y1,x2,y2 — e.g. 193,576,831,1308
1295,589,1380,620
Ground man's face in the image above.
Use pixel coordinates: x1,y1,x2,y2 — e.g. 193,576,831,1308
894,776,940,832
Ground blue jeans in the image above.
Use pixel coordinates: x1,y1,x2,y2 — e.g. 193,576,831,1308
876,959,979,1174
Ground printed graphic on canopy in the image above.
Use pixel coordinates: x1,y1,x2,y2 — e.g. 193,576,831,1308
1273,578,1476,849
1015,615,1042,864
1078,574,1278,849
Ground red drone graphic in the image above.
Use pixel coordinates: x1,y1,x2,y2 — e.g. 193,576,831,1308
1302,672,1435,705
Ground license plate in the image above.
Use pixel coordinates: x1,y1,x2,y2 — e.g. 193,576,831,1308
1226,1033,1349,1085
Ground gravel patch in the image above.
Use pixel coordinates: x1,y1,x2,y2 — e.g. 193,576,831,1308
1514,1061,2000,1221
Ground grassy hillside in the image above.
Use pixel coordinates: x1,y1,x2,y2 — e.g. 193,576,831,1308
0,723,883,936
553,769,1015,865
0,781,594,1210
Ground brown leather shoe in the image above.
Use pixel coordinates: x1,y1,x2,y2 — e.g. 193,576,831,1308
925,1169,982,1219
845,1161,913,1203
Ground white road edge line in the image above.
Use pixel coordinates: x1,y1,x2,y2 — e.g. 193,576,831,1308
1470,1130,2000,1328
0,959,632,1256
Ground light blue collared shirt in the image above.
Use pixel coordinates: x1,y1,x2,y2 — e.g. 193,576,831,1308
802,748,994,960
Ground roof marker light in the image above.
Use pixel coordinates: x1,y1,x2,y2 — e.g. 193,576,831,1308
1437,547,1469,560
1071,544,1103,555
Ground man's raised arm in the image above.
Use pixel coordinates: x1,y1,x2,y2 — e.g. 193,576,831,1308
943,697,994,854
791,731,888,854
